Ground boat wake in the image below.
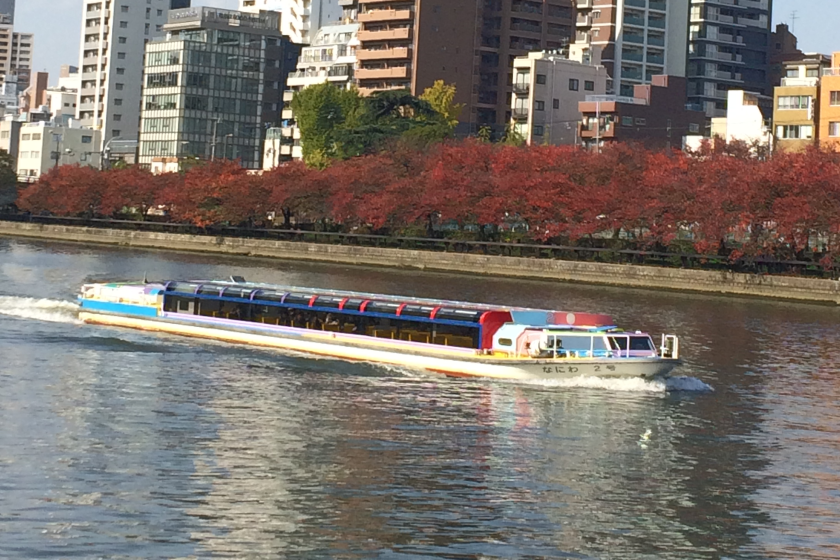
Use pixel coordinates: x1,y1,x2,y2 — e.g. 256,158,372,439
0,296,80,324
520,375,714,393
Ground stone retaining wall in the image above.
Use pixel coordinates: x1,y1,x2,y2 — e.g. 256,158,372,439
2,221,838,304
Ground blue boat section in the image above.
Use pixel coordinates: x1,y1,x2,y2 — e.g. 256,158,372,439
80,299,160,318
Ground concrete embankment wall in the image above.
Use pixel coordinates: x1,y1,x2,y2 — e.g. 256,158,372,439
2,221,839,304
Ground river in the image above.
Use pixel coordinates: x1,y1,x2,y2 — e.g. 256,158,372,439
0,237,838,559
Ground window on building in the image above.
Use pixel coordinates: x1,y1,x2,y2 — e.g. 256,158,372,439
113,115,122,122
533,125,544,136
112,130,121,138
535,100,545,111
806,68,819,77
536,74,546,85
81,136,92,144
115,83,124,90
689,123,701,133
785,68,799,78
635,118,646,126
116,68,125,75
121,6,129,12
831,91,840,106
117,52,126,59
584,80,595,91
21,133,30,140
32,133,41,140
776,125,813,139
829,122,840,137
553,98,559,109
119,37,127,44
621,116,633,127
777,95,811,110
569,78,579,91
119,21,128,28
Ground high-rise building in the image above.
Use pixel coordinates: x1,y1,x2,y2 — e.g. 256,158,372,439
76,0,191,153
138,7,300,170
354,0,575,132
572,0,689,98
239,0,344,44
687,0,772,118
772,54,829,152
10,31,32,90
0,0,13,23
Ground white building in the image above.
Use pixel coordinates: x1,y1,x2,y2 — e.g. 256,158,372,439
684,90,772,152
45,88,78,125
16,121,102,183
76,0,189,153
239,0,343,44
511,51,609,146
269,20,358,166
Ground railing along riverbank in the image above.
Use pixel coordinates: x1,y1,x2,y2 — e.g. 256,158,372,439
1,214,835,280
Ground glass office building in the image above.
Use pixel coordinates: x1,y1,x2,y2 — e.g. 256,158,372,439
138,7,299,169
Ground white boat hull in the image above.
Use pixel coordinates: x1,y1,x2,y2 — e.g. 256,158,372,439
79,311,681,381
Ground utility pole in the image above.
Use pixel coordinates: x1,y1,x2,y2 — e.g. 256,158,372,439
52,133,61,169
594,100,601,154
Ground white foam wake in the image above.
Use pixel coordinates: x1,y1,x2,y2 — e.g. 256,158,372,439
521,374,713,393
0,296,80,324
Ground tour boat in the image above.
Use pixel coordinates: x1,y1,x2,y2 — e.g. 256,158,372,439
77,278,682,381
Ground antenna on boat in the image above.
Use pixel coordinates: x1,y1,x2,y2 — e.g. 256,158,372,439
142,272,148,284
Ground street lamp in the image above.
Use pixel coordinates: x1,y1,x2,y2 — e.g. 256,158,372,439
101,136,123,171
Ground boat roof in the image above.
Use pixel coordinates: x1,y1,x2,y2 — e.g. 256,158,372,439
181,279,616,327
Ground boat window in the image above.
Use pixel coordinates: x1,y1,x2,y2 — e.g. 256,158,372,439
629,336,655,351
222,287,253,300
608,336,628,351
314,296,344,309
254,291,285,304
283,293,312,306
435,308,483,323
400,305,437,319
198,285,223,296
556,336,594,351
498,338,513,347
166,282,200,294
343,298,366,312
365,301,401,315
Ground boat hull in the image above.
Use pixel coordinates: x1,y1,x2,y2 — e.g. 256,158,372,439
79,311,681,381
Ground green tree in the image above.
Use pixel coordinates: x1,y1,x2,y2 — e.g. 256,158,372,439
419,80,464,128
291,83,363,168
501,124,526,147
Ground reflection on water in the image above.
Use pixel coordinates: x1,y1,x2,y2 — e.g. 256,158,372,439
1,238,839,558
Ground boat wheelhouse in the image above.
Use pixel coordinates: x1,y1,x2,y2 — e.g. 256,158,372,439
78,278,682,381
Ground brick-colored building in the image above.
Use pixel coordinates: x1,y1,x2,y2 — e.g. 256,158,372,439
578,75,704,150
820,52,840,151
772,54,831,152
355,0,575,132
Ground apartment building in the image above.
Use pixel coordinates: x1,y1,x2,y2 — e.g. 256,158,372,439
355,0,575,131
10,30,31,89
274,12,359,164
772,55,830,152
687,0,772,118
76,0,191,154
818,52,840,151
239,0,344,44
138,7,299,170
578,75,704,150
511,50,608,145
573,0,689,98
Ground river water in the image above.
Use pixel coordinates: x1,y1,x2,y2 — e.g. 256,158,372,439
0,238,838,559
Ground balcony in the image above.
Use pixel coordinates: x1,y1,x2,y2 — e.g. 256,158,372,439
576,14,591,27
358,27,411,42
355,66,409,80
356,47,410,61
358,9,413,23
512,107,529,120
512,82,530,94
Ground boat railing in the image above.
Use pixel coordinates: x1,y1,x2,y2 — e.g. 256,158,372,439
660,334,679,359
